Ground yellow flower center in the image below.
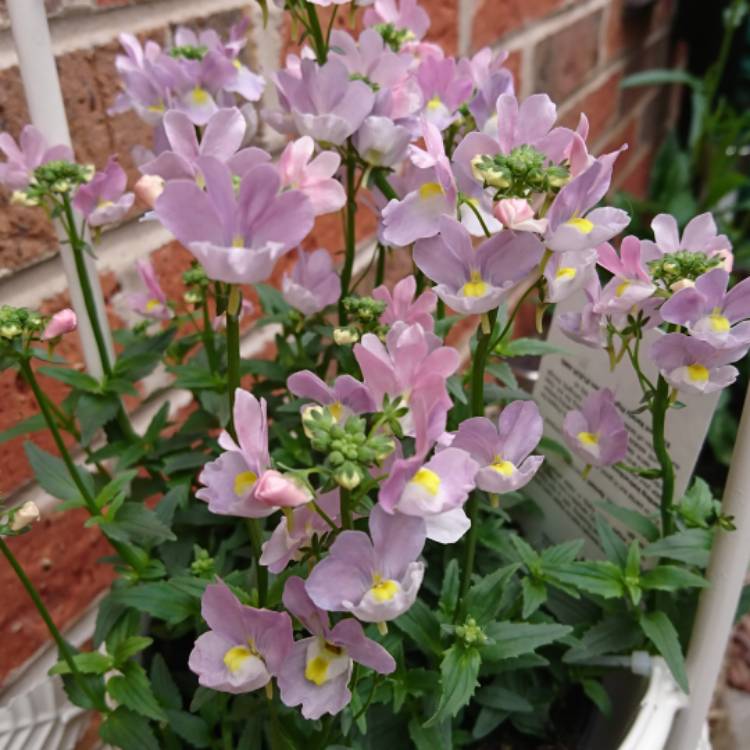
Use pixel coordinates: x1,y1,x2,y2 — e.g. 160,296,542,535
234,470,258,496
490,457,515,476
223,642,257,673
370,574,399,602
577,431,599,447
410,467,440,495
708,310,730,333
418,182,444,200
565,217,594,234
615,280,630,298
146,101,165,113
329,401,344,422
687,363,709,382
191,86,210,105
555,266,577,281
145,299,162,312
304,642,344,686
427,95,443,110
463,270,488,298
96,199,114,210
232,234,245,248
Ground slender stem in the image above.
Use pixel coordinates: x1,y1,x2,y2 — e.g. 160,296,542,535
652,375,676,536
225,287,242,440
0,537,104,710
370,169,398,201
456,308,498,620
246,519,268,607
338,145,358,325
461,198,492,238
305,1,327,63
375,243,386,287
201,294,219,374
491,279,539,351
339,488,352,530
312,500,338,532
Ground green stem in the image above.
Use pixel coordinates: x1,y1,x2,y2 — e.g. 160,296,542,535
370,169,398,201
375,243,386,287
246,519,268,607
225,287,242,440
456,308,498,620
305,1,327,63
0,537,105,711
652,375,676,536
340,487,352,530
338,145,358,325
201,294,219,374
461,198,492,238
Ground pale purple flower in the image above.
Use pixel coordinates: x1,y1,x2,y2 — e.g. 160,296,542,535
372,274,437,331
379,447,478,543
288,369,376,421
277,577,395,720
644,212,733,270
650,333,741,394
413,217,544,315
354,116,412,167
72,157,134,227
0,125,73,190
260,491,340,574
140,108,268,181
416,55,473,131
305,505,426,622
544,159,630,254
363,0,430,41
273,59,375,145
562,388,629,467
282,248,341,316
544,249,597,303
467,47,515,130
452,401,544,494
381,120,457,246
41,309,77,340
596,236,656,313
196,389,276,518
129,259,172,320
660,268,750,350
558,276,607,348
188,580,292,694
254,470,312,509
154,157,314,284
278,136,345,216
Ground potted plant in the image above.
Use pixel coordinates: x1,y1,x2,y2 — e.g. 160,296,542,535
0,1,743,747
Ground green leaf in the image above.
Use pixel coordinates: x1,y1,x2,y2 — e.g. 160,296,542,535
49,651,112,675
95,470,138,510
76,393,120,445
677,478,715,528
482,621,572,662
486,361,518,388
642,529,712,567
540,539,583,567
596,515,628,567
407,716,451,750
439,558,460,618
393,598,442,656
521,577,547,618
466,564,520,624
551,561,625,599
112,636,153,664
256,283,291,314
150,654,182,711
564,616,642,664
107,661,167,722
582,678,611,716
596,500,660,542
38,365,101,392
640,565,708,592
472,707,508,740
497,337,564,357
24,441,94,503
538,435,572,463
165,709,213,748
639,611,689,693
162,451,209,474
168,362,222,390
476,684,532,713
621,68,702,90
100,707,159,750
509,534,540,569
424,644,481,726
0,412,46,444
109,582,197,625
104,503,177,547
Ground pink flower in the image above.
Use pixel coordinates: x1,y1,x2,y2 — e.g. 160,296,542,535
493,198,547,234
129,259,172,320
372,275,437,331
254,470,312,509
42,309,77,340
73,157,134,227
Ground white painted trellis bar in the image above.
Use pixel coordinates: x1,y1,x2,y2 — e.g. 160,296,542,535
5,0,114,377
666,383,750,750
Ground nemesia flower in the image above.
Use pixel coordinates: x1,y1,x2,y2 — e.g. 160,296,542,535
282,248,341,316
363,0,430,41
254,470,312,509
416,55,473,131
379,446,478,543
260,491,340,574
372,274,437,330
0,125,73,190
660,268,750,350
287,370,376,422
73,157,134,227
493,198,548,234
543,248,597,303
451,400,544,494
305,505,426,622
128,259,172,320
188,580,292,694
354,116,412,167
41,308,77,340
562,388,629,468
273,59,375,145
544,159,630,254
596,236,657,313
413,217,544,315
278,137,345,216
467,47,515,130
196,389,276,518
558,276,607,348
277,577,395,720
650,333,741,394
643,212,733,269
154,157,314,284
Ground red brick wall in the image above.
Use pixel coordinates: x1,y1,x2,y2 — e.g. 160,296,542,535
0,0,681,687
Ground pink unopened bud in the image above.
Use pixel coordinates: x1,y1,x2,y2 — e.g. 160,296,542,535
42,308,77,340
493,198,535,227
670,278,696,293
134,174,165,209
254,470,311,509
10,501,40,531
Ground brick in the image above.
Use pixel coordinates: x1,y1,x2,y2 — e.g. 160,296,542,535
420,0,458,56
534,10,602,101
616,147,653,198
638,90,669,149
601,115,638,183
606,0,674,61
506,49,523,94
560,70,622,143
470,0,566,51
621,33,672,113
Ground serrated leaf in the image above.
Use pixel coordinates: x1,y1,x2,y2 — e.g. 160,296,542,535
165,709,213,748
394,598,443,655
482,621,572,662
596,500,660,542
0,412,46,444
24,441,94,503
509,534,540,568
439,558,460,618
498,337,565,357
100,707,159,750
150,654,182,711
640,565,708,591
76,392,120,445
109,582,197,625
551,561,625,599
107,662,166,721
104,502,177,547
563,616,642,664
38,366,101,392
49,651,112,675
476,684,532,713
486,361,518,388
640,611,688,693
642,529,712,567
407,716,452,750
521,577,547,618
162,451,209,474
466,564,520,624
472,707,508,740
112,636,153,664
424,645,481,726
596,514,628,567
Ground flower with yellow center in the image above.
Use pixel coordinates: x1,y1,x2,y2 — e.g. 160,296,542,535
686,363,709,383
555,266,577,281
489,457,515,476
370,573,400,602
577,431,599,448
409,467,440,496
418,181,445,200
223,639,261,673
231,234,245,248
565,216,594,234
191,86,210,106
708,309,730,333
426,95,443,111
304,638,350,686
145,299,162,312
463,270,488,298
234,470,258,496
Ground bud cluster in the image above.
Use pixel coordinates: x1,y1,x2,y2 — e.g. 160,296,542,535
374,22,415,52
0,305,44,343
183,263,210,305
342,296,387,336
16,160,94,206
303,409,394,490
648,251,723,290
169,44,208,61
471,145,568,199
455,616,487,646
